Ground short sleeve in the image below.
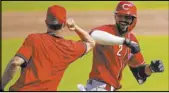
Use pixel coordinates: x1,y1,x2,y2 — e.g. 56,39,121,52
69,40,87,58
127,32,145,68
89,25,115,35
15,35,33,63
128,52,145,68
128,32,139,44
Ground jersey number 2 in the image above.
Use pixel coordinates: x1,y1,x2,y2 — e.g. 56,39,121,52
117,45,123,56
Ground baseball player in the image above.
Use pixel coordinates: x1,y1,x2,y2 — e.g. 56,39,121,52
1,5,95,91
77,1,164,91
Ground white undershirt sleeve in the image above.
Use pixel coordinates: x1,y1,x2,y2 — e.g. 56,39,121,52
90,30,125,45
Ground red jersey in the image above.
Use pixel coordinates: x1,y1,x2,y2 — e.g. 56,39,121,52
89,25,145,89
9,33,86,91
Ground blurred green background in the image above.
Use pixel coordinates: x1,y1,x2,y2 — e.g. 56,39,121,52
2,1,168,12
2,1,168,91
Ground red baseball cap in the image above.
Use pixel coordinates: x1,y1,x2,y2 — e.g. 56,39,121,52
115,1,137,17
46,5,66,24
115,1,137,32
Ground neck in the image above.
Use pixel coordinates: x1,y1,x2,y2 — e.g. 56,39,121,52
47,28,63,37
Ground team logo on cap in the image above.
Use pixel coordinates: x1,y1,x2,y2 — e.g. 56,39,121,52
122,4,133,10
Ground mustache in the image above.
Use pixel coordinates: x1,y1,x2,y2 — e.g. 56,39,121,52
119,21,130,25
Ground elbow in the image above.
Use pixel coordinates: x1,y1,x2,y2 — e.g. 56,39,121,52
90,35,96,47
10,61,19,68
87,36,96,48
90,39,96,48
10,56,24,67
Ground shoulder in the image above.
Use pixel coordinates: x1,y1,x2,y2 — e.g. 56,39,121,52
91,24,114,31
23,33,46,44
128,32,136,38
26,33,37,38
127,32,139,42
26,33,45,39
59,39,85,51
90,24,116,34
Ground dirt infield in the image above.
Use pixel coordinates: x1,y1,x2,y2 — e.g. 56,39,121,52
2,10,168,39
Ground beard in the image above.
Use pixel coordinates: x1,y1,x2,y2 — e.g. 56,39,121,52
116,21,130,35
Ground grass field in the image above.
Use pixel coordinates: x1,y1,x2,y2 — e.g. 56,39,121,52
2,1,168,12
2,36,168,91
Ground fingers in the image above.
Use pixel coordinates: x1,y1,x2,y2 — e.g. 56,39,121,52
159,67,164,72
66,18,75,26
66,18,76,31
151,60,164,72
158,62,164,72
158,63,163,68
158,63,164,72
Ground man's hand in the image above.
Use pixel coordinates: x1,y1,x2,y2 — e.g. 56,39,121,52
123,38,140,54
66,18,76,31
149,60,164,73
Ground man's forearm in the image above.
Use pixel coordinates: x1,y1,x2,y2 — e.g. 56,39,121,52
74,25,94,43
145,65,152,76
2,62,20,89
90,30,125,45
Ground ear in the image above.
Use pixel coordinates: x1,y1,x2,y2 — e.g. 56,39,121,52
128,17,137,31
61,24,65,31
114,13,117,19
130,17,135,25
114,14,118,23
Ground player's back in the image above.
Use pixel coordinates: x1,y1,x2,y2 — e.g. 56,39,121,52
10,33,86,91
32,33,84,68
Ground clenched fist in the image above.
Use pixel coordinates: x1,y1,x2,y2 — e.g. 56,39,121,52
66,18,76,31
149,60,164,73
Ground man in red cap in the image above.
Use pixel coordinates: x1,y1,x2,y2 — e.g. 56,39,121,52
1,5,95,91
77,1,164,91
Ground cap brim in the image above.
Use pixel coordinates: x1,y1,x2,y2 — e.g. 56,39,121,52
115,10,136,17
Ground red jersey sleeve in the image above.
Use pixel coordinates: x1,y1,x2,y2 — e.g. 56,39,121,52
89,25,116,35
127,33,145,67
15,35,33,62
68,40,87,59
